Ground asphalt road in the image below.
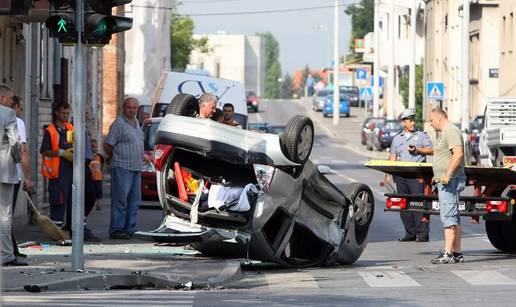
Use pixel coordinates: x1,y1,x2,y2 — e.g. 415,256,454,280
3,99,516,306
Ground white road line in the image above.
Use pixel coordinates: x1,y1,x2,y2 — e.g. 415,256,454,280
358,271,421,287
265,272,320,289
452,270,516,286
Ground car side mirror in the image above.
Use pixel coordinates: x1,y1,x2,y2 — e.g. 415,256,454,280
317,165,332,174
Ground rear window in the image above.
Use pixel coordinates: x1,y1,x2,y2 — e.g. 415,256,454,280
144,121,161,150
316,90,328,97
246,91,256,97
382,121,402,130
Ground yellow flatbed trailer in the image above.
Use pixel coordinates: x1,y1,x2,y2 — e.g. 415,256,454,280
365,160,516,252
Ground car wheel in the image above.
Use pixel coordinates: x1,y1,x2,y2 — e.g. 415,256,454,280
337,183,374,265
190,241,246,258
281,115,314,164
486,219,516,252
167,93,199,117
346,113,350,118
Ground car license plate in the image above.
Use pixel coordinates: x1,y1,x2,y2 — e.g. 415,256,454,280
432,201,466,211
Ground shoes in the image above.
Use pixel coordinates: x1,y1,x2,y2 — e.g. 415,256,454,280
416,237,429,242
431,250,456,264
2,258,28,266
109,230,130,240
14,252,27,258
399,236,416,242
84,233,102,243
453,252,465,263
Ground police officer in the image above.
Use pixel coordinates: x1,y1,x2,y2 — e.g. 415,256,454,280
386,108,433,242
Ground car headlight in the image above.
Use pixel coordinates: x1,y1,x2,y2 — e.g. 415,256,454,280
142,161,155,173
253,164,275,190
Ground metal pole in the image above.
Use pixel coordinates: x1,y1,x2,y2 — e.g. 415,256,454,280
333,0,340,125
373,0,380,117
72,0,85,271
409,0,417,110
422,0,428,120
461,0,470,130
29,23,40,208
387,0,396,119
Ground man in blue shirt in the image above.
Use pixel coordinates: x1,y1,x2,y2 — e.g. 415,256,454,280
386,108,433,242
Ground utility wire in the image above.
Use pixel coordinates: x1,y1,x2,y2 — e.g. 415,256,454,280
183,3,349,16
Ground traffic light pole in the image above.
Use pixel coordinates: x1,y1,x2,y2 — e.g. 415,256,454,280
72,0,85,271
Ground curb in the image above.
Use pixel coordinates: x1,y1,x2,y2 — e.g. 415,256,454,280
3,260,242,293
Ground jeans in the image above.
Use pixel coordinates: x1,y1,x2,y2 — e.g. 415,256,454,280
110,167,141,235
437,176,466,228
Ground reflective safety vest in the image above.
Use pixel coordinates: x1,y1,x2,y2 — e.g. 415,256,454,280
41,122,74,179
90,154,103,181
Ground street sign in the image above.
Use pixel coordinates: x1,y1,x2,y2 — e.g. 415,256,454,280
360,87,373,100
427,82,445,100
370,75,384,87
356,68,367,80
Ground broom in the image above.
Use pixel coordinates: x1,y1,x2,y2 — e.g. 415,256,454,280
24,192,70,242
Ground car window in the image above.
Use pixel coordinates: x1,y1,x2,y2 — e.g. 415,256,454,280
144,121,161,150
383,121,402,130
316,90,328,97
246,91,256,97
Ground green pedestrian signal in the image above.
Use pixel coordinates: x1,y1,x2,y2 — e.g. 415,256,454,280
57,18,68,33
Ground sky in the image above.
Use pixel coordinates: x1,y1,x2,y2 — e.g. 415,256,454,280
177,0,354,75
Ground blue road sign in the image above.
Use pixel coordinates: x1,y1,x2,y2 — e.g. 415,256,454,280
360,87,373,100
356,68,367,80
427,82,445,100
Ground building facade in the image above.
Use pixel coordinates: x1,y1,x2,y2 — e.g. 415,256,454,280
499,1,516,97
189,34,265,97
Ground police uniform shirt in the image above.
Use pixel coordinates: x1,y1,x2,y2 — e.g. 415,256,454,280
390,130,433,163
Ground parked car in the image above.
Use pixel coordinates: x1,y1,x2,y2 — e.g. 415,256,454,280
366,119,402,151
246,90,259,113
340,86,360,107
465,115,484,165
361,117,384,145
248,122,286,135
312,90,329,111
322,90,350,118
136,93,375,267
141,118,162,200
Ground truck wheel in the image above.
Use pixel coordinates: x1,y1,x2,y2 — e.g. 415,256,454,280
337,183,375,265
190,241,246,258
167,93,199,117
280,115,314,164
485,220,516,252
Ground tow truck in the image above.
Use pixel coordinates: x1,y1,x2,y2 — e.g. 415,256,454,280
366,159,516,252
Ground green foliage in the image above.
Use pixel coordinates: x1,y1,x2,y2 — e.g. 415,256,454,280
170,14,210,70
279,73,294,99
257,32,282,99
344,0,374,55
399,65,424,127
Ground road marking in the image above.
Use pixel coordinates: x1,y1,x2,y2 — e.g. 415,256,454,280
452,270,516,286
359,271,421,287
265,272,320,289
1,291,196,306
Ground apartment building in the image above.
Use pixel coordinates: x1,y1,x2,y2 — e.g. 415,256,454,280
499,1,516,97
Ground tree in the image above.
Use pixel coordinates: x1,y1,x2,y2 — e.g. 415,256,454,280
257,32,282,99
344,0,374,57
170,14,210,70
279,73,294,99
400,65,424,127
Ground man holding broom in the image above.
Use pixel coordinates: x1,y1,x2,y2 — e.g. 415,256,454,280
0,85,31,266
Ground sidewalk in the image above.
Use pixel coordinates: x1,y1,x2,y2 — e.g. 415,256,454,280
299,97,387,161
1,198,241,292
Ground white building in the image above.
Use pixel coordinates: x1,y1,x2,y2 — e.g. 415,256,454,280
189,34,265,97
124,0,173,106
364,0,426,117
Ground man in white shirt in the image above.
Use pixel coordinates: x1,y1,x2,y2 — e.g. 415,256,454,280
11,96,29,258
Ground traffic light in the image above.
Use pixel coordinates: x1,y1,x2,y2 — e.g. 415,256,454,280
84,0,133,46
46,1,77,45
46,0,133,46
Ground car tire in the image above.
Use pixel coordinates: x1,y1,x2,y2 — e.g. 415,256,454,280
190,241,246,258
346,113,350,118
280,115,314,165
337,183,374,265
167,93,199,117
486,219,516,253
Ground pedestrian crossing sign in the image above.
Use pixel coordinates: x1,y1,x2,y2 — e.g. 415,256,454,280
360,87,373,100
427,82,445,100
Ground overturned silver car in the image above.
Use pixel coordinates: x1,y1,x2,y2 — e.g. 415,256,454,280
137,94,375,267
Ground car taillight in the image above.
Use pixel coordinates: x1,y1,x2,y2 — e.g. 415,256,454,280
253,164,275,190
154,144,173,171
252,100,258,105
386,197,407,209
378,130,384,138
486,200,508,213
469,133,477,142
